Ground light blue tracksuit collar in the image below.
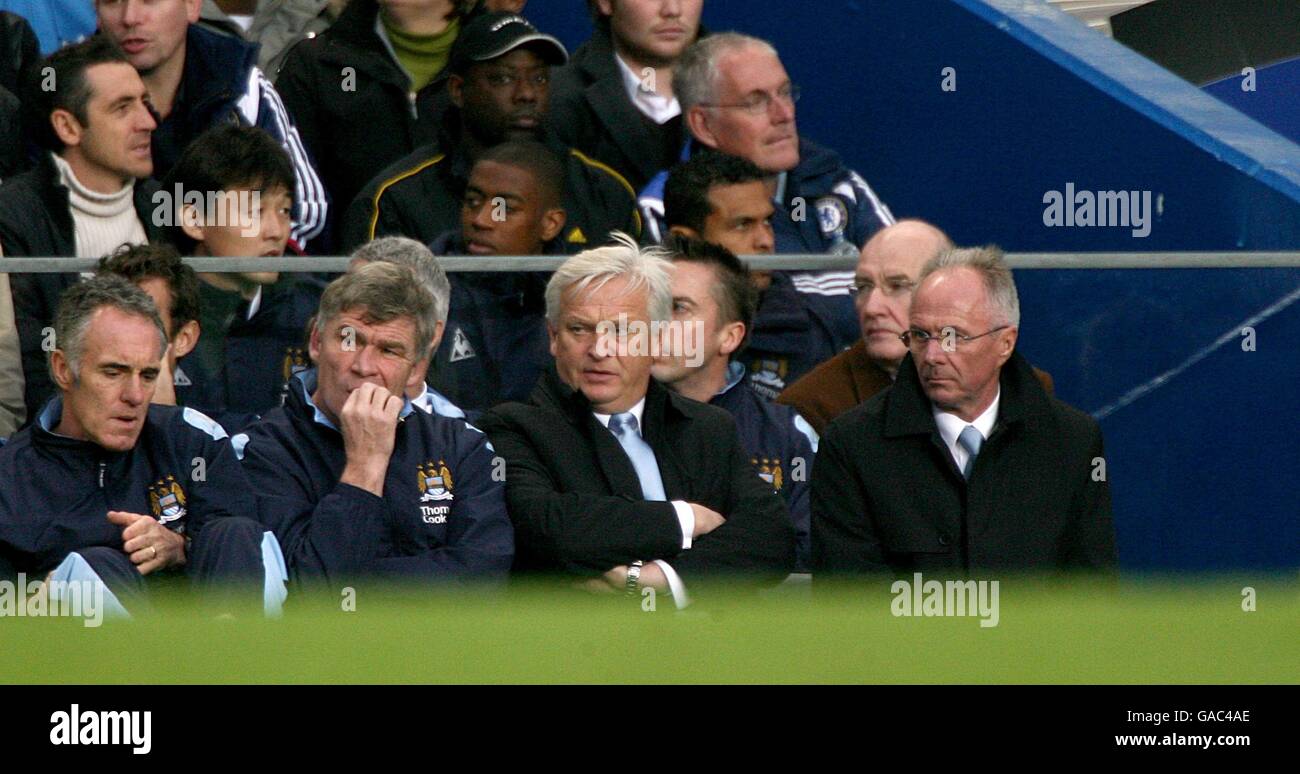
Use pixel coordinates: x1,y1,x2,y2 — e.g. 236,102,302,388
293,368,415,431
716,361,748,398
38,397,62,432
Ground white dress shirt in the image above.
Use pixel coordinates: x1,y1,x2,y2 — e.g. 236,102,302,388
593,397,693,607
932,388,1001,475
614,54,681,124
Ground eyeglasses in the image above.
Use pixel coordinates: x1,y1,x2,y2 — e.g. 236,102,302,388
700,84,800,116
900,325,1008,351
851,278,915,298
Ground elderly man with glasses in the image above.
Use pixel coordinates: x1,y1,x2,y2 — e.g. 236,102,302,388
810,245,1116,576
636,32,896,383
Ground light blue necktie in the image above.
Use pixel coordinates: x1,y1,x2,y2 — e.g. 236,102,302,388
608,413,666,501
957,425,984,480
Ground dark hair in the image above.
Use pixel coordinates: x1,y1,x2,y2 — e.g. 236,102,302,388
23,35,131,152
665,233,757,352
96,243,200,337
472,139,565,207
159,124,296,254
663,150,768,234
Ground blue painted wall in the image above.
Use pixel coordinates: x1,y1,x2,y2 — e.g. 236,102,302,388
528,1,1300,570
1204,56,1300,146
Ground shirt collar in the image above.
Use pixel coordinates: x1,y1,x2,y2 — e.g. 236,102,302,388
716,360,747,397
38,396,62,433
613,52,681,124
773,171,788,205
412,383,466,419
592,396,647,435
294,368,415,432
932,387,1001,450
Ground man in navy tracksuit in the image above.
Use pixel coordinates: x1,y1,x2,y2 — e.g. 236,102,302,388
653,236,818,572
659,150,849,399
639,33,895,355
233,262,514,589
0,277,286,616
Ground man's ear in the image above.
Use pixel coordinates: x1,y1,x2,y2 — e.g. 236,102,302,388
547,322,558,357
668,225,701,240
179,203,205,245
595,0,614,16
448,74,464,108
50,109,82,148
428,319,446,355
996,326,1018,366
539,207,566,243
307,321,322,363
405,354,431,396
186,0,203,23
685,106,718,149
717,320,746,358
171,319,200,360
50,349,74,391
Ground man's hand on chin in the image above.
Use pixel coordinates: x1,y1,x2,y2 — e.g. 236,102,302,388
338,383,402,497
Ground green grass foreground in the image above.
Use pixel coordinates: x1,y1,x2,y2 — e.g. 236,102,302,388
3,576,1296,683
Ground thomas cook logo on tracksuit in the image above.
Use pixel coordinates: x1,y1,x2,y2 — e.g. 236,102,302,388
753,457,784,493
148,475,187,523
418,461,453,524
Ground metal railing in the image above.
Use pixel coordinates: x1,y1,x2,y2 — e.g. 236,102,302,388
4,252,1300,273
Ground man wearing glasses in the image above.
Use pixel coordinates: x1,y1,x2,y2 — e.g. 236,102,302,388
639,32,897,392
779,220,954,434
810,246,1115,575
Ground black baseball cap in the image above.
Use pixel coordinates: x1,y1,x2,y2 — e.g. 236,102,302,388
449,12,569,74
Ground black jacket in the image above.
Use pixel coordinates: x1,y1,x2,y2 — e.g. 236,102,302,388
0,84,22,179
548,22,690,194
811,351,1116,575
477,368,795,583
275,0,466,242
0,154,161,418
0,11,38,177
340,110,641,252
0,11,39,98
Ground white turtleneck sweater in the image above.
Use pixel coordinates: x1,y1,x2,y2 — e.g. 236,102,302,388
50,153,147,260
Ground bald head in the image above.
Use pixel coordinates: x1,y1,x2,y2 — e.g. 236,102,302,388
853,220,952,375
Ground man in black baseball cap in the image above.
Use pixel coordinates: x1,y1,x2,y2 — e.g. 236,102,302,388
341,11,642,254
448,12,568,74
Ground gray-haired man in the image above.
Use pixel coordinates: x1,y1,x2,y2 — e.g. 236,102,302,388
234,261,514,587
639,32,896,364
0,275,287,617
347,236,464,420
477,232,794,606
812,246,1116,575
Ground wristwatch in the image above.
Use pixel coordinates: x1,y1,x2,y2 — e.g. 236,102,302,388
625,560,643,596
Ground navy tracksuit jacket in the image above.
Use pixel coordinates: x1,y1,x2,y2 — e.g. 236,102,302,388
233,369,514,586
0,398,276,608
709,362,818,572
